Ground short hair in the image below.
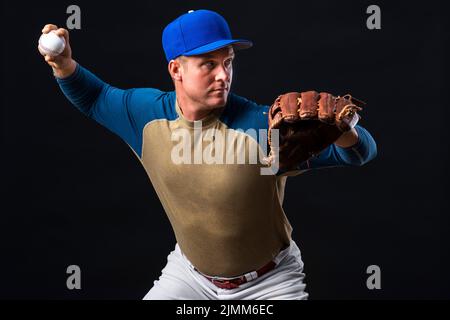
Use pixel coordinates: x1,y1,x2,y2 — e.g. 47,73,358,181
176,55,187,64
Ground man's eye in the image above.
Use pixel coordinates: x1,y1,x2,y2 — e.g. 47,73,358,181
205,62,215,68
225,59,233,67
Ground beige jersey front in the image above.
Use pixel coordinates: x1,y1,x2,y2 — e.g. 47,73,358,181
139,99,292,277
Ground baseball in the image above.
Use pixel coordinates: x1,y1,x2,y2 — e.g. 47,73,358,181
38,30,66,57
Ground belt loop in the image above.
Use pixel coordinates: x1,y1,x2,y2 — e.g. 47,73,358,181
244,271,258,282
273,255,283,265
273,243,291,265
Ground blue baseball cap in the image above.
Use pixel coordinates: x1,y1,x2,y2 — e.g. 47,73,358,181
162,9,253,62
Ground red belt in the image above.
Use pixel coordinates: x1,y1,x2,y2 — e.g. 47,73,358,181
199,260,277,290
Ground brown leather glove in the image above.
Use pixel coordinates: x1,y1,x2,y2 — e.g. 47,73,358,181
267,91,365,170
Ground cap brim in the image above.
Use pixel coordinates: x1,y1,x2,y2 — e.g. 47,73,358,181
183,39,253,57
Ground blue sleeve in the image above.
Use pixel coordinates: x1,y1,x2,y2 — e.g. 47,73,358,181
219,93,270,147
298,125,378,170
55,63,170,156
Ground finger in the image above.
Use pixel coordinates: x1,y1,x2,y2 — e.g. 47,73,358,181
299,91,319,119
280,92,302,123
42,24,58,34
55,28,69,43
47,61,58,68
317,92,335,124
45,55,56,62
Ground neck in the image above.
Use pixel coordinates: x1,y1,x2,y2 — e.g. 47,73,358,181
179,104,213,121
176,92,214,121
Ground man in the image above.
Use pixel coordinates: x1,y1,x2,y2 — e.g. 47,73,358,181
39,9,377,300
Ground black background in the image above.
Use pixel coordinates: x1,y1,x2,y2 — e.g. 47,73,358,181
1,0,448,299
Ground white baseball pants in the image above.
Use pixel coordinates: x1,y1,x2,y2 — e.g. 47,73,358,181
143,240,308,300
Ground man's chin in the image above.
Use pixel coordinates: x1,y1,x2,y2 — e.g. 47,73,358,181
207,96,228,108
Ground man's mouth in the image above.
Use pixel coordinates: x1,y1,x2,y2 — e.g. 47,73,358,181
212,87,228,92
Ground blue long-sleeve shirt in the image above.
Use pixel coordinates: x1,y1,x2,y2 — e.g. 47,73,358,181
56,63,377,276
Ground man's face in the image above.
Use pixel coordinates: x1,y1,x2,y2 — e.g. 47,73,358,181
177,46,234,109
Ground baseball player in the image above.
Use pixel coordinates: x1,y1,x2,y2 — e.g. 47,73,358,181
39,9,377,300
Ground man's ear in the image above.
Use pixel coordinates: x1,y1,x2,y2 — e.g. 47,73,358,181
168,59,182,81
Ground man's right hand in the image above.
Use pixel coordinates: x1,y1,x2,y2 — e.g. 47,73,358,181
38,24,77,79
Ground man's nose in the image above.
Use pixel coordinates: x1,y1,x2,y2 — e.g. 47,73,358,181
215,64,231,83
